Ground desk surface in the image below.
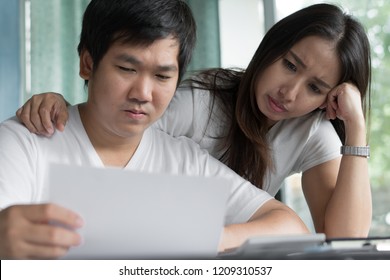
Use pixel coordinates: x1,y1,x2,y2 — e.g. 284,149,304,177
218,235,390,260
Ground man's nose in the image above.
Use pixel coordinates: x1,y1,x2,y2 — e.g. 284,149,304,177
129,75,153,102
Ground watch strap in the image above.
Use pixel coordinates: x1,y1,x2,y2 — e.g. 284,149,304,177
340,146,370,158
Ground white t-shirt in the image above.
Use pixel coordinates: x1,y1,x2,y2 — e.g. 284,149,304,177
0,105,273,225
154,85,342,196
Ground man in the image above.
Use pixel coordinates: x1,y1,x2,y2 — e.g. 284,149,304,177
0,0,308,259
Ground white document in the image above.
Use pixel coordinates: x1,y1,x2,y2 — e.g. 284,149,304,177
48,164,230,259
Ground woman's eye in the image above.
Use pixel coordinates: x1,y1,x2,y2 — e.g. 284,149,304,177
309,83,321,93
283,59,297,72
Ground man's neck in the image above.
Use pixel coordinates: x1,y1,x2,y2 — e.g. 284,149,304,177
78,104,142,168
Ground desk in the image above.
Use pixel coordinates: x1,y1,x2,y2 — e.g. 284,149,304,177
218,235,390,260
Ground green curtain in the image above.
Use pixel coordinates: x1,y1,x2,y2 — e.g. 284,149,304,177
28,0,90,104
0,0,21,121
185,0,221,73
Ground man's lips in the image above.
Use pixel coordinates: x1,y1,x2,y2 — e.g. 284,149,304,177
268,96,287,113
124,109,147,119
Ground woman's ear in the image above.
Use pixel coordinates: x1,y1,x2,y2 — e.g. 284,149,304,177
79,49,93,80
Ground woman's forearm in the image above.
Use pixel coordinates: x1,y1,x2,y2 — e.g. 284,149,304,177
325,120,371,237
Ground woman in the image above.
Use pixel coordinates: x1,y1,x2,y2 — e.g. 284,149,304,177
17,3,372,238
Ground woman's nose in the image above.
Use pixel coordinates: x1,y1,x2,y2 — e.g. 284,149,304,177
279,80,301,102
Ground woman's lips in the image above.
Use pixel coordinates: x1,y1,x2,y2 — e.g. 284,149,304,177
268,96,287,113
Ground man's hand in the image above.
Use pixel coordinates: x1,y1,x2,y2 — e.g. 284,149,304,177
0,204,83,259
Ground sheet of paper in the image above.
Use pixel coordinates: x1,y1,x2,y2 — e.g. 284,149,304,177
48,164,229,259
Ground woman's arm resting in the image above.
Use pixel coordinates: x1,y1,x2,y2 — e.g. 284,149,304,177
16,92,70,136
219,199,309,252
303,155,371,237
303,82,372,238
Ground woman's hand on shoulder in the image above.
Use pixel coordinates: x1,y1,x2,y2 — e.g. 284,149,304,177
16,92,69,136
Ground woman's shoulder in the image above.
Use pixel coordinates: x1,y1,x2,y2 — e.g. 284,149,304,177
285,110,326,127
269,111,329,140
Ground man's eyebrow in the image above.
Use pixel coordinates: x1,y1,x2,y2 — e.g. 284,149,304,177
115,54,178,72
157,64,178,72
290,50,332,89
116,54,141,65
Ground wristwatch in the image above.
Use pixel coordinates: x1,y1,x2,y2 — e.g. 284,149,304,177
340,146,370,158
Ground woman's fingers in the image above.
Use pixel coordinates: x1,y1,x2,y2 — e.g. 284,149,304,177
16,92,67,136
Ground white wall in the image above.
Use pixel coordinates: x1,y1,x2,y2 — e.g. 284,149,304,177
218,0,265,68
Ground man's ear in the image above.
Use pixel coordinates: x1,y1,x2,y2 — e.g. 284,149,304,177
79,49,93,80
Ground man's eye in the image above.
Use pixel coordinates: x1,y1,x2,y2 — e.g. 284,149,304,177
118,66,135,72
283,59,297,72
156,74,171,80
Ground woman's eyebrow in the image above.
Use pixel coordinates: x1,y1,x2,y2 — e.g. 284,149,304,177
290,50,332,89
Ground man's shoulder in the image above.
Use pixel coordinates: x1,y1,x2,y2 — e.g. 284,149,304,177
0,116,32,136
148,127,214,165
1,116,19,126
141,127,214,175
151,127,203,150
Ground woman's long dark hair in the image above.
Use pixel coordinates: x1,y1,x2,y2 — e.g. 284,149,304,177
185,4,371,189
